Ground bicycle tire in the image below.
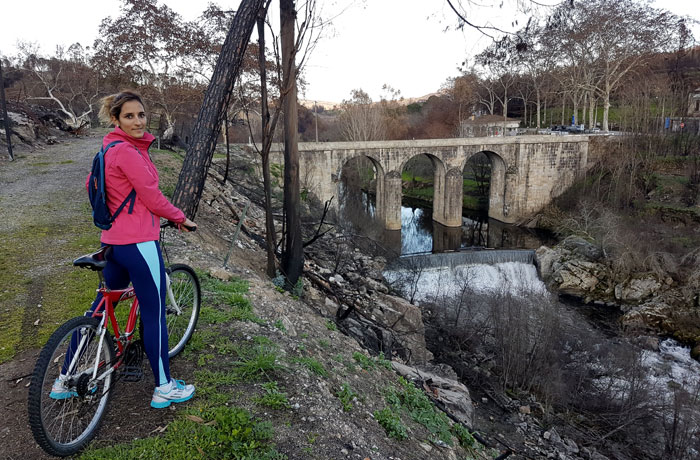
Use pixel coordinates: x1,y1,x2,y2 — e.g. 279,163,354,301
27,316,115,457
165,264,201,358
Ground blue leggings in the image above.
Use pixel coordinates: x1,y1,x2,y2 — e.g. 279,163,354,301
82,241,171,386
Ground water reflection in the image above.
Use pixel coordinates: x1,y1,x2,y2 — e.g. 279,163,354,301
338,188,554,256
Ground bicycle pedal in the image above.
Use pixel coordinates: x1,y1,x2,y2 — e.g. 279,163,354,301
122,339,144,382
121,365,144,382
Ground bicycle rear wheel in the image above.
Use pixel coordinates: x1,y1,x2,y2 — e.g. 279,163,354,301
27,316,115,457
165,264,201,358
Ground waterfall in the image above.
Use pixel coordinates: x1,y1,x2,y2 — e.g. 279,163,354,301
388,249,536,271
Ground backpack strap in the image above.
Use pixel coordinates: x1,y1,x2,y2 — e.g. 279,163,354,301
111,189,137,221
102,140,139,223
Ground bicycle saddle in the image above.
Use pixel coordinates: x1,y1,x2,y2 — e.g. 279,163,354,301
73,246,112,271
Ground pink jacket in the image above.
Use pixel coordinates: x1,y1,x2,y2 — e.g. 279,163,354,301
87,127,185,245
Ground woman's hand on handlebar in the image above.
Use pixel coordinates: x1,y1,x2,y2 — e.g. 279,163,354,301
180,218,197,232
161,219,197,232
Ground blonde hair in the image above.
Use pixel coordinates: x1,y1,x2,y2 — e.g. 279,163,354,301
98,90,146,125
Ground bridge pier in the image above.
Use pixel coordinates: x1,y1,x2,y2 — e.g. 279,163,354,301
377,171,403,230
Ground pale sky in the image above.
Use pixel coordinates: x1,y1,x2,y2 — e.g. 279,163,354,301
1,0,698,104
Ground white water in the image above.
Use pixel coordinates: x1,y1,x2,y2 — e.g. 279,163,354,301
643,339,700,388
383,261,548,303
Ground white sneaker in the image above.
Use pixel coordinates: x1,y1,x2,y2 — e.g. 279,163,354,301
49,378,76,400
151,379,195,408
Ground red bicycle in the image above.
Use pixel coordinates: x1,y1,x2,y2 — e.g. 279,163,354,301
27,224,201,457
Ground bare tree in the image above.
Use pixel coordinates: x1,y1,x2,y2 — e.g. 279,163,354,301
338,89,386,141
18,42,99,130
546,0,683,131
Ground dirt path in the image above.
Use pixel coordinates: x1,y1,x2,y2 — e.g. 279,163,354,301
0,131,117,459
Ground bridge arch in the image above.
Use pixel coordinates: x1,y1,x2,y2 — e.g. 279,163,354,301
398,153,447,226
460,150,509,222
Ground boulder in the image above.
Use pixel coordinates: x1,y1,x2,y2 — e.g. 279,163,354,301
374,294,433,364
8,111,37,143
691,344,700,362
614,275,663,302
536,244,613,300
392,361,473,428
620,299,673,333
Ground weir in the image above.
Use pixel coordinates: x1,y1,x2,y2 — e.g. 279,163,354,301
388,249,536,271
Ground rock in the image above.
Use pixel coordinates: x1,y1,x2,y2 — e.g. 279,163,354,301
614,276,663,302
365,277,389,294
322,297,340,317
519,405,531,415
374,294,433,364
8,111,37,143
560,236,604,261
620,300,672,333
563,437,579,454
536,245,612,298
691,344,700,362
392,361,474,428
209,267,232,281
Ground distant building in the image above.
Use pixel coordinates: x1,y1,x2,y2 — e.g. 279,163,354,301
459,114,521,137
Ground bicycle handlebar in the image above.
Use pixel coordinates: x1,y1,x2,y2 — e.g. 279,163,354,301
161,221,197,232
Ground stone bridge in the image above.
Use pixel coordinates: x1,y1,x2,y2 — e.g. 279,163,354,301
273,136,590,229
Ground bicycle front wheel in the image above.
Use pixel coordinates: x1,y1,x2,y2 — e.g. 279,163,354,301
165,264,201,358
27,316,115,457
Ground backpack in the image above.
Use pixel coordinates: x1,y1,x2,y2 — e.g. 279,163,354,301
88,140,137,230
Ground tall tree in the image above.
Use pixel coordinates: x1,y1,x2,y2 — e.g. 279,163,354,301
546,0,682,131
280,0,303,286
338,89,386,141
172,0,265,218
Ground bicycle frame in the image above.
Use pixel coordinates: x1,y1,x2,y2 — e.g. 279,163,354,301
71,270,180,387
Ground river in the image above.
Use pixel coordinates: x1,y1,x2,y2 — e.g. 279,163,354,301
337,188,555,256
339,188,700,459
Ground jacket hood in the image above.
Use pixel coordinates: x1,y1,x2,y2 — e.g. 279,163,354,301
103,126,155,151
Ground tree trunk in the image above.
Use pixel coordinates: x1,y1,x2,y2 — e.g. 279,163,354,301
172,0,264,218
280,0,303,287
603,92,610,132
0,61,14,161
257,9,278,279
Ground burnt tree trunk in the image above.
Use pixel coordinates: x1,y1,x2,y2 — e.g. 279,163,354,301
172,0,264,218
0,61,13,161
257,9,279,279
280,0,303,286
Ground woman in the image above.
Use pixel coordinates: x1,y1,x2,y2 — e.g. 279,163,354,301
51,90,196,408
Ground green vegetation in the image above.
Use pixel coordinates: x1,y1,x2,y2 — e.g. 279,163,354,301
79,406,286,460
386,377,454,445
232,342,283,381
352,351,391,371
0,198,99,363
325,320,337,331
292,356,328,377
253,382,290,410
335,382,358,412
374,407,408,440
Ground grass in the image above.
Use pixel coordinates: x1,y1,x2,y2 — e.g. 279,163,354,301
384,377,454,445
78,406,286,460
0,197,99,363
253,382,290,410
291,356,328,377
232,342,283,381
